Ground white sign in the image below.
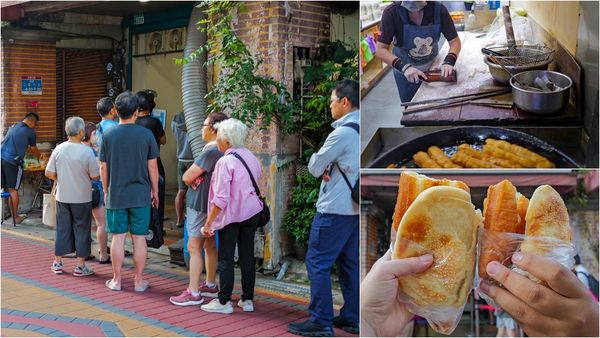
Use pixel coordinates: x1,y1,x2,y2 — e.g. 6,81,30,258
151,109,166,129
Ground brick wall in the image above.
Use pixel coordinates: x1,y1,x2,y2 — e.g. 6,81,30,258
361,204,387,279
228,1,331,268
2,40,57,141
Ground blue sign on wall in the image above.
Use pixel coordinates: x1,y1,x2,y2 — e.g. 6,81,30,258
21,76,43,95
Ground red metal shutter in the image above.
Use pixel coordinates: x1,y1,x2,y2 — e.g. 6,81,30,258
59,49,111,133
2,40,57,141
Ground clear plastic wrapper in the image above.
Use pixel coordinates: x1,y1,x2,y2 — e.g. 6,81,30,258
475,227,575,308
393,238,476,335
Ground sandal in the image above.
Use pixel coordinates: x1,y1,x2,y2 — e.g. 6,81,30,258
134,280,150,292
105,279,121,291
99,256,111,264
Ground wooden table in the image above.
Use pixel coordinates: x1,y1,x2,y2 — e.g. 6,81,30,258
401,32,581,126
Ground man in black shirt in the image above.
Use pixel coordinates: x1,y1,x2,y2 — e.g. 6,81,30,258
375,1,461,102
135,90,166,226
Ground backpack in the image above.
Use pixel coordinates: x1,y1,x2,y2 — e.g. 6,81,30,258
335,122,359,204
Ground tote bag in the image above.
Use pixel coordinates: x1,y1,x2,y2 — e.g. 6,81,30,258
42,182,57,227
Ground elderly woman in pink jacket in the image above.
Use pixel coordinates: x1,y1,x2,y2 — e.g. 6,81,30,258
200,118,264,314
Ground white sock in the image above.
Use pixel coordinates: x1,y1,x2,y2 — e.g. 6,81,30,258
191,290,200,297
205,281,216,288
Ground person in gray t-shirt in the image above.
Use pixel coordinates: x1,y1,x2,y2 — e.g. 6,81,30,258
169,112,227,306
99,91,159,292
45,117,99,277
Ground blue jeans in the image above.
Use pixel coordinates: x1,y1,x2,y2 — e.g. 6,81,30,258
306,212,359,327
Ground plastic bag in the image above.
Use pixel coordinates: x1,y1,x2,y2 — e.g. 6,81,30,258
393,238,476,335
484,14,537,46
475,227,576,308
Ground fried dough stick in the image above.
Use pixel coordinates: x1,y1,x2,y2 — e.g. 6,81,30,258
451,151,499,168
483,144,536,167
457,144,522,168
486,139,555,168
413,151,442,168
427,146,462,168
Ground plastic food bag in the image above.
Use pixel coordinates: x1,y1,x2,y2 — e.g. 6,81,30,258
484,14,536,46
475,227,576,308
393,238,476,335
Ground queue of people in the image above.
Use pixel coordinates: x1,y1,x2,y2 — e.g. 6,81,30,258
0,89,269,309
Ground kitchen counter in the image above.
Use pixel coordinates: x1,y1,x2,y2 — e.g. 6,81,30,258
401,32,580,126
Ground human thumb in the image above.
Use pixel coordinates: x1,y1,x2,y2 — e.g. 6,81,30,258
379,254,433,279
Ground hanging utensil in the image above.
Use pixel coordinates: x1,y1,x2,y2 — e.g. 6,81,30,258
502,6,518,56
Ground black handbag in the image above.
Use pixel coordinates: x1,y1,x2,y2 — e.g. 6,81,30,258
146,207,165,248
231,152,270,227
91,184,101,209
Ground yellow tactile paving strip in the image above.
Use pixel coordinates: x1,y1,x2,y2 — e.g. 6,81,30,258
1,276,183,337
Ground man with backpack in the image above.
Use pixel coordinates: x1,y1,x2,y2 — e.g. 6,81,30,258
288,80,360,337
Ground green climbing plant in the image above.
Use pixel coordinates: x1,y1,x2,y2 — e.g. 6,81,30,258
175,1,297,134
283,41,358,252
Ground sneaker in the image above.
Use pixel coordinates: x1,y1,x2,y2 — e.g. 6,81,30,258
170,289,204,306
200,299,233,314
237,299,254,312
199,281,219,297
333,315,359,334
73,265,94,277
287,320,334,337
51,261,63,275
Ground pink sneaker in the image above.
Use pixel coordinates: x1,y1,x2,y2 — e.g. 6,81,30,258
199,281,219,297
169,289,204,306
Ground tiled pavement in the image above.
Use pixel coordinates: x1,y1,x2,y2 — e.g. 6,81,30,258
1,231,358,337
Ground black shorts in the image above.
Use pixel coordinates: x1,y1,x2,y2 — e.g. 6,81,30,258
1,159,23,190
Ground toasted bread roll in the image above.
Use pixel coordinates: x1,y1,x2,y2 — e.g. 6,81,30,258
413,151,442,168
393,186,481,320
521,185,571,257
486,139,555,168
391,172,470,232
452,151,500,168
479,180,522,279
428,146,462,168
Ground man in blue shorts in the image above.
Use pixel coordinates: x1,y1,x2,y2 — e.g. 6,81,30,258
100,91,159,292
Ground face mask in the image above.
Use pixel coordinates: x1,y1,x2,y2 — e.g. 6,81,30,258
401,1,427,12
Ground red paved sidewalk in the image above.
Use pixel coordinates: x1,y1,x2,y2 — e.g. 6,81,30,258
1,231,358,337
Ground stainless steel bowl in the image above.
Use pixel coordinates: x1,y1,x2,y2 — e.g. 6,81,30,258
510,70,572,115
484,55,552,84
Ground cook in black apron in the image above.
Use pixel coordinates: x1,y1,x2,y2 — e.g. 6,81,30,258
376,1,461,102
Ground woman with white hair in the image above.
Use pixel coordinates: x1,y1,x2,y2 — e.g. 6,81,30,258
200,118,264,314
45,117,100,276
